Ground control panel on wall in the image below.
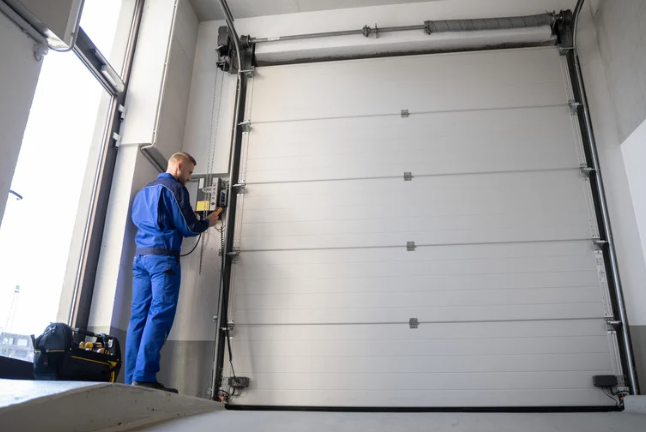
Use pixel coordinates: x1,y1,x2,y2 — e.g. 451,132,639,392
186,175,228,219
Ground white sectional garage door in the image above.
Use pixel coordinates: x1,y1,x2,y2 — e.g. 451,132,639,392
225,47,622,408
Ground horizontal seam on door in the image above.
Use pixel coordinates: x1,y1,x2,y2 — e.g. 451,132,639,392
234,238,594,253
242,167,581,186
231,317,606,327
250,103,568,125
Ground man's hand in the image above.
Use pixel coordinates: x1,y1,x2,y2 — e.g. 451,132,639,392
206,209,221,227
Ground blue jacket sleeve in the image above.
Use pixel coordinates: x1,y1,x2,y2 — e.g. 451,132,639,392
162,185,210,237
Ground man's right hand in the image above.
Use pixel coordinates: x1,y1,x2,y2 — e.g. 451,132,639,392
206,209,221,227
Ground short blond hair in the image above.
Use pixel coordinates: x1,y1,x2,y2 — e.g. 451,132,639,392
168,152,196,168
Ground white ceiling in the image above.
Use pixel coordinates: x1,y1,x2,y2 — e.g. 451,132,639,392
189,0,441,22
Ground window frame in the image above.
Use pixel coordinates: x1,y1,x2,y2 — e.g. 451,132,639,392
66,0,146,329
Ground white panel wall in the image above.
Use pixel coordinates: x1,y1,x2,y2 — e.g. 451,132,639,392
120,0,198,161
155,0,199,159
0,12,42,227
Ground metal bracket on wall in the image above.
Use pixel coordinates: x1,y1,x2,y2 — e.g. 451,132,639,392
406,241,416,251
221,321,235,331
112,132,122,148
592,239,608,250
568,100,582,115
227,248,241,262
232,182,246,194
605,318,622,330
409,318,419,329
579,166,594,177
240,69,254,78
401,109,410,118
33,42,48,61
559,46,574,55
404,172,413,181
239,120,251,132
362,23,379,38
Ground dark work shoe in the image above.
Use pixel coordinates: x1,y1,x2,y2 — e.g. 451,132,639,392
132,381,179,394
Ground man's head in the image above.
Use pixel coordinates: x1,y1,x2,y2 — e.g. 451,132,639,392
167,152,196,185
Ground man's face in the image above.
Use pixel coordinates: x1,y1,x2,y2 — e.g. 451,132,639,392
176,161,194,185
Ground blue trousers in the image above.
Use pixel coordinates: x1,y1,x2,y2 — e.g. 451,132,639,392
125,254,181,384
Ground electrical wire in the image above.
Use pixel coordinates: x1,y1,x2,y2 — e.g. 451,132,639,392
601,388,620,406
180,233,202,257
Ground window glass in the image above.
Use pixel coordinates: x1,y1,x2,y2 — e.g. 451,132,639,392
0,50,110,346
80,0,137,75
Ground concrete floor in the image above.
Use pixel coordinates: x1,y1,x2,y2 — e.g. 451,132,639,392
0,380,219,432
138,410,646,432
2,380,644,432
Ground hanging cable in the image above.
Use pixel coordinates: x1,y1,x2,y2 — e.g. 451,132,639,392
180,233,202,257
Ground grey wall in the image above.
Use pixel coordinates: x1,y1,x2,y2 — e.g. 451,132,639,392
0,12,42,228
579,0,646,390
593,0,646,142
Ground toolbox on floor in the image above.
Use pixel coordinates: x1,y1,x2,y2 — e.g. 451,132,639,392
33,323,122,382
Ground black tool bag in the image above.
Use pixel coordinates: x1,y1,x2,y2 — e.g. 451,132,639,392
33,323,122,382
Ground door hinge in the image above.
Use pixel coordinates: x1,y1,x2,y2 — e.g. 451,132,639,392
593,239,608,250
118,104,127,120
409,318,419,329
227,248,241,262
232,182,246,194
568,100,582,115
239,121,251,132
240,69,254,79
580,166,594,177
112,132,122,148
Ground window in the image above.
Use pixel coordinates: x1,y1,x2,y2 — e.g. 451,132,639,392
80,0,138,75
0,47,111,337
0,1,142,358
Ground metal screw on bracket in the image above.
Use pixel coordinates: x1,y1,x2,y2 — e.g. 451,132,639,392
409,318,419,329
406,241,416,251
404,172,413,181
401,109,410,118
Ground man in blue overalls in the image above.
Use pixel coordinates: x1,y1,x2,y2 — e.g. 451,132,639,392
126,152,220,393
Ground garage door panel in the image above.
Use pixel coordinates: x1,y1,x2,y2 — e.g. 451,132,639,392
234,303,603,325
250,48,566,122
227,48,617,407
235,287,601,312
234,353,613,375
242,170,586,204
236,241,595,267
239,171,593,250
233,243,601,305
235,271,600,297
244,107,580,183
231,335,609,358
233,389,613,407
233,319,608,340
236,254,595,281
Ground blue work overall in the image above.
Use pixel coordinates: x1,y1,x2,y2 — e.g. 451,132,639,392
125,173,210,384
